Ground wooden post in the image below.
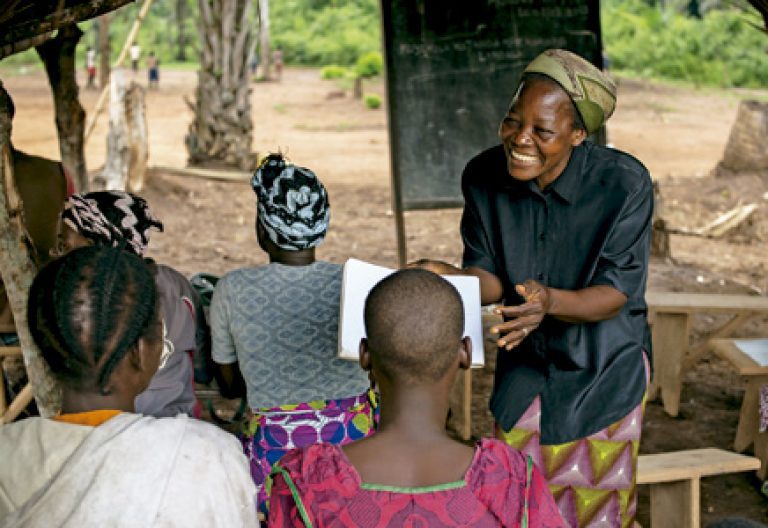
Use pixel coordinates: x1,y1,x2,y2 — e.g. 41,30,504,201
649,477,700,528
734,375,768,453
36,24,88,192
94,71,148,192
98,13,111,91
257,0,271,79
0,90,61,418
649,312,689,417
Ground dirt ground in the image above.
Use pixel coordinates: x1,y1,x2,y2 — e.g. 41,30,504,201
4,65,768,525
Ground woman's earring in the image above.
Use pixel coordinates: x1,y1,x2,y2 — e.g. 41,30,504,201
158,319,174,370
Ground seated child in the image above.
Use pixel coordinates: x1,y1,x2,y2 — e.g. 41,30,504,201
0,246,257,526
268,269,566,527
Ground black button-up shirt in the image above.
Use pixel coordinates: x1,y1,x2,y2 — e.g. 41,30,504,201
461,142,652,444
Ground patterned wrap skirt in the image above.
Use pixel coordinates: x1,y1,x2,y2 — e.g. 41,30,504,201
241,389,379,514
498,355,649,528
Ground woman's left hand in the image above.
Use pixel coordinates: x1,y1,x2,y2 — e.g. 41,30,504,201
491,280,551,351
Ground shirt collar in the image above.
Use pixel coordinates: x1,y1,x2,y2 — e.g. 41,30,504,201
528,143,587,204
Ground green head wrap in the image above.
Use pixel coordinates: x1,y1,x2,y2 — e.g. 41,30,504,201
522,49,616,135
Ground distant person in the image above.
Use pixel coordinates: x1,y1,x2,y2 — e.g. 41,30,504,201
86,46,97,88
0,246,258,526
210,153,372,513
0,83,73,418
249,52,259,77
272,47,283,81
413,49,652,527
269,269,566,527
147,51,159,89
52,191,206,419
130,43,141,72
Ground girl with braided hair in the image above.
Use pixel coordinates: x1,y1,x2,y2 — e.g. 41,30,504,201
51,190,208,418
0,246,258,526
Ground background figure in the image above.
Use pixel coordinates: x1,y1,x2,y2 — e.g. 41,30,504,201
269,269,566,527
272,47,283,81
210,153,371,513
147,51,159,88
85,46,96,88
0,247,258,526
54,191,207,418
130,43,141,72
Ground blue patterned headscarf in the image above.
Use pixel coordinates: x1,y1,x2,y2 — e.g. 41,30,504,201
250,153,330,251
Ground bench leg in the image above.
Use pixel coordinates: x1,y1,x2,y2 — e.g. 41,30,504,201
650,313,689,417
649,477,700,528
735,376,768,453
755,431,768,480
449,369,472,441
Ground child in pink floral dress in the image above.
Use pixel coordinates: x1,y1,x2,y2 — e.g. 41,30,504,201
268,269,565,527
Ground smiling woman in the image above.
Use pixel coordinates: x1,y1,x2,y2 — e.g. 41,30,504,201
413,49,652,528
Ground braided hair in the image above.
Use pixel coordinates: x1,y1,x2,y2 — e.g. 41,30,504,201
27,246,160,394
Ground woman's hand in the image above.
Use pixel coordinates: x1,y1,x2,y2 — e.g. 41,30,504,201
490,280,551,351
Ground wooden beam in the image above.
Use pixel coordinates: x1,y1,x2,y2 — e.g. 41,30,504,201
0,0,135,58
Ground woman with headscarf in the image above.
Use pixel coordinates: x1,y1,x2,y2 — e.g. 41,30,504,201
415,49,652,527
210,153,374,515
52,190,205,419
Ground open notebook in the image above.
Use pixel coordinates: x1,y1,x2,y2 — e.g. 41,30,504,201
338,258,485,367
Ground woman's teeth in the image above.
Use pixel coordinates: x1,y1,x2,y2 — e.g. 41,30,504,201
511,150,538,163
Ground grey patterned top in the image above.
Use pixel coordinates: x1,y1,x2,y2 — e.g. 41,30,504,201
210,261,369,409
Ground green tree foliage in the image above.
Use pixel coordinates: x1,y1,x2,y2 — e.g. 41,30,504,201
602,0,768,87
270,0,381,66
354,51,383,78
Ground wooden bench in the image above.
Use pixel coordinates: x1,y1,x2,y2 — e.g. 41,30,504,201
710,338,768,478
637,448,760,528
646,292,768,417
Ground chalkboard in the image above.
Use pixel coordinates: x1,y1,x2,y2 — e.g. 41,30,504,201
382,0,603,210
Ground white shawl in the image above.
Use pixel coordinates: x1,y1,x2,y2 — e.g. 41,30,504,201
0,413,259,527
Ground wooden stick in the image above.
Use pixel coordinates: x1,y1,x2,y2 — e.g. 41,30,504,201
84,0,155,144
1,384,33,425
0,346,22,357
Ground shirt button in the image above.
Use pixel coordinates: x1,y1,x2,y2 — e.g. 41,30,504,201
537,273,544,280
539,233,546,241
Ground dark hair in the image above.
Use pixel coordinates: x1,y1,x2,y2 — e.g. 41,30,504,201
520,72,587,132
363,269,464,384
27,246,160,393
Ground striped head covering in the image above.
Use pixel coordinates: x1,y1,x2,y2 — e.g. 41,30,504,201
251,153,330,251
61,191,163,257
522,49,617,135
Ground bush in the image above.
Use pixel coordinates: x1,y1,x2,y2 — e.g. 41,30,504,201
321,65,348,79
364,94,382,109
355,51,383,79
271,0,381,67
602,0,768,88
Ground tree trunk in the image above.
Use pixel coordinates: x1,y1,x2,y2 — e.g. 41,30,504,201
94,70,148,191
98,14,111,90
258,0,271,80
186,0,255,170
0,86,61,418
651,180,671,259
35,24,88,193
176,0,188,62
718,100,768,175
